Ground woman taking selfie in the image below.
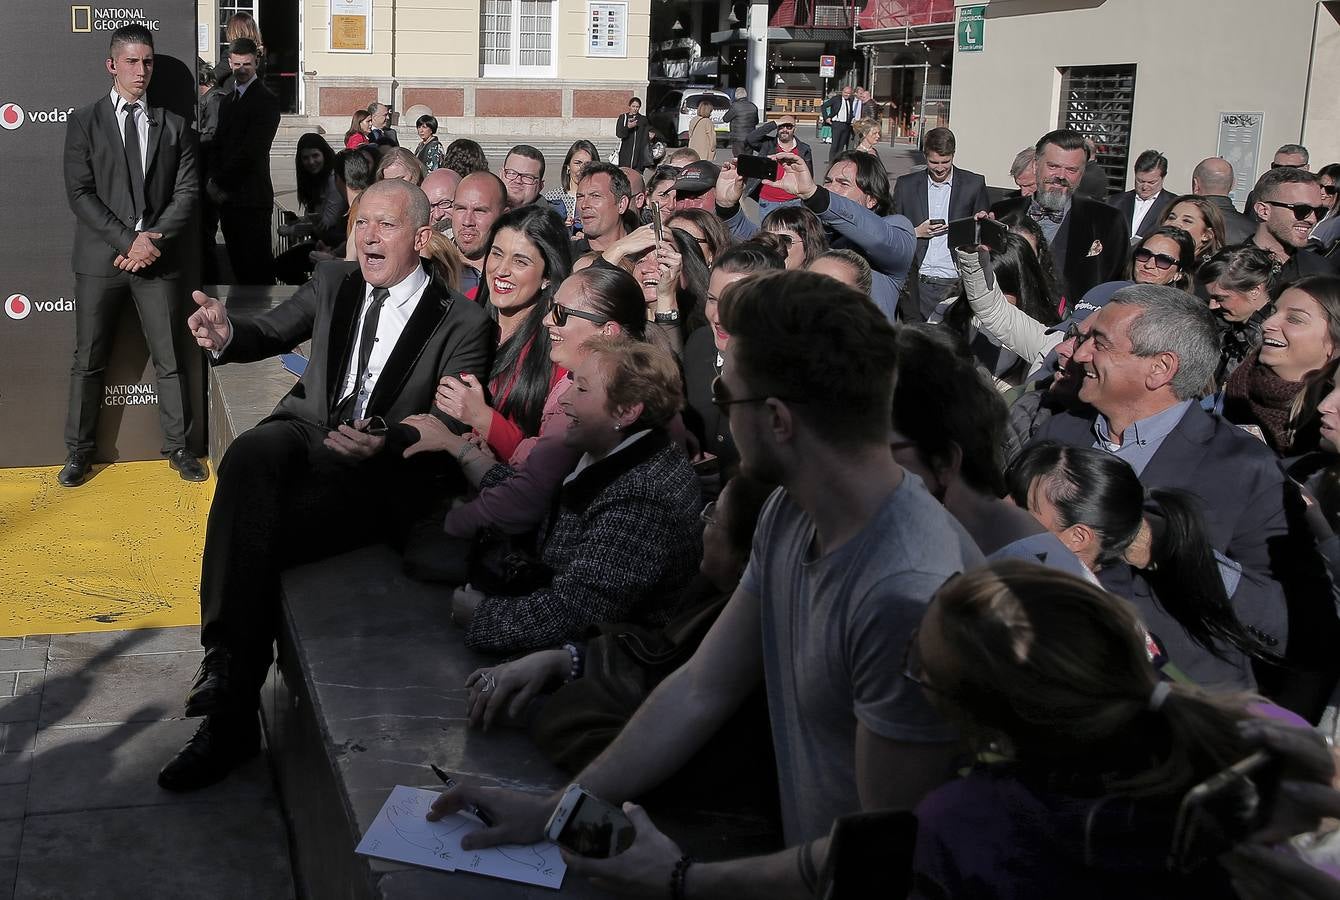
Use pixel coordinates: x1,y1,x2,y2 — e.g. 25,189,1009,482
451,336,703,655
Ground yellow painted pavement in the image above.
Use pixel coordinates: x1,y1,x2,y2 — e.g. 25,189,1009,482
0,460,211,636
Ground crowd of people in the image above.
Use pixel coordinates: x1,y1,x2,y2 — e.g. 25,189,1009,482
78,18,1340,894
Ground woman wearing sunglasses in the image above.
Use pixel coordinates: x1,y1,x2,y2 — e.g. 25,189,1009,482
1223,274,1340,455
1309,163,1340,252
1126,226,1198,292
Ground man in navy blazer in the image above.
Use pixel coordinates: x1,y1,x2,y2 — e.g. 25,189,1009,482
59,24,201,487
892,127,990,322
1031,285,1336,716
158,179,493,791
991,129,1129,304
1107,149,1177,239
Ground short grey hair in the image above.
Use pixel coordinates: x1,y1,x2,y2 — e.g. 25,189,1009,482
1109,285,1222,400
363,178,431,229
1009,147,1036,179
1277,143,1309,164
367,101,387,115
734,87,747,99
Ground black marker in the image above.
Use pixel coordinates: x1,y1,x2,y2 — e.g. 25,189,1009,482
430,763,495,827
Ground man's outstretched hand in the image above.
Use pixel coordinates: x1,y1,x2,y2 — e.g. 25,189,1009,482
427,779,556,850
188,290,232,352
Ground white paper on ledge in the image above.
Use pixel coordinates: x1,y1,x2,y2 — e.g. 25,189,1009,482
355,784,565,890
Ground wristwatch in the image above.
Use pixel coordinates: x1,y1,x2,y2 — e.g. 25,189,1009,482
654,310,680,324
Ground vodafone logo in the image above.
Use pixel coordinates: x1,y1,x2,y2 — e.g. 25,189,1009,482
6,294,31,320
0,103,23,131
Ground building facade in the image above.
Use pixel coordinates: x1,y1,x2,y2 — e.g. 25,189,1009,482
199,0,652,138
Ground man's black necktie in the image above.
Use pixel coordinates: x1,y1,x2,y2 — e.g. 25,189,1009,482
338,287,391,421
123,101,145,222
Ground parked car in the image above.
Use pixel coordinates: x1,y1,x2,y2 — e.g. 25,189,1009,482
651,87,732,148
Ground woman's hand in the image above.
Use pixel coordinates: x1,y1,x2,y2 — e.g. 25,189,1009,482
450,584,486,629
602,224,659,266
465,649,570,730
435,374,492,435
400,413,468,458
654,239,683,313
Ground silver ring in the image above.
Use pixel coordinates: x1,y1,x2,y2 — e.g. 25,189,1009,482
480,673,496,693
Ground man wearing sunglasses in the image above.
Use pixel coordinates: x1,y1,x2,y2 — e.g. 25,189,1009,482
1249,166,1338,294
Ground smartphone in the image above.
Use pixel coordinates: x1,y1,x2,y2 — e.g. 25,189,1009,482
817,810,916,900
651,202,664,243
946,216,980,249
692,453,720,476
979,216,1008,249
1170,750,1282,872
927,218,946,229
736,154,781,182
544,784,636,858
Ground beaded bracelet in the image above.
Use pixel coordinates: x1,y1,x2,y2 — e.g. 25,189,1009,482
669,854,694,900
561,642,584,682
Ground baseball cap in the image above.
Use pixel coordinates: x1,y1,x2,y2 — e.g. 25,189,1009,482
675,161,720,196
1044,280,1130,335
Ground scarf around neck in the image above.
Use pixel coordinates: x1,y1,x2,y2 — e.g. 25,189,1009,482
1223,348,1307,452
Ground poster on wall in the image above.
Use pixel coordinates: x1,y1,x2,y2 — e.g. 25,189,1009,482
330,0,373,53
587,1,627,58
1217,112,1264,206
0,0,204,468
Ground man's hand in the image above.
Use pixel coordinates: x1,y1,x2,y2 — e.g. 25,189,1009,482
426,779,555,850
769,152,816,200
400,413,467,458
125,231,163,266
434,374,492,434
563,803,684,898
601,224,659,266
113,254,147,272
187,290,232,351
914,219,948,240
715,159,744,208
323,421,386,461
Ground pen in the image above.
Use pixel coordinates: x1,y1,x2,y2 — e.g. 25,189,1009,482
430,763,495,827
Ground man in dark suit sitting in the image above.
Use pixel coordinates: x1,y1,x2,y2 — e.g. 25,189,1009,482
59,24,204,487
891,127,990,322
207,37,280,284
1108,149,1176,240
991,129,1129,303
1033,285,1335,714
158,179,493,790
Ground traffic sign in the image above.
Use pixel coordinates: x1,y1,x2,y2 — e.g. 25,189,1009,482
819,54,836,78
958,5,985,53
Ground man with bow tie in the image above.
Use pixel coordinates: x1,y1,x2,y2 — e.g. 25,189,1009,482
207,37,280,285
58,23,204,487
990,129,1129,303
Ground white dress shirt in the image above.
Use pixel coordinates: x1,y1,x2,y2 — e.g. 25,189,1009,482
1131,194,1157,237
921,171,957,278
111,89,149,229
339,265,431,419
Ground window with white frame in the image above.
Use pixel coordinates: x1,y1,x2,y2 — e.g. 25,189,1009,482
481,0,558,77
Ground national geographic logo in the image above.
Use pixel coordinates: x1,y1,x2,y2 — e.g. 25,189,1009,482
104,383,159,407
71,6,162,33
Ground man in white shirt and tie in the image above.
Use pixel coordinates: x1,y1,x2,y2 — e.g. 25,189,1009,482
823,85,856,158
1108,149,1176,240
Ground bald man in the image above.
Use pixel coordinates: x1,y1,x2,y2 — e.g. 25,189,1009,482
451,171,508,294
423,167,461,234
161,178,493,791
1192,157,1255,245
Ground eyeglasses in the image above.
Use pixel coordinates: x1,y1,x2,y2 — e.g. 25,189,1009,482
778,123,796,129
699,501,717,526
710,374,805,414
430,199,453,212
770,233,796,247
502,168,541,186
1133,248,1179,270
550,303,608,327
1270,161,1305,169
1264,200,1328,221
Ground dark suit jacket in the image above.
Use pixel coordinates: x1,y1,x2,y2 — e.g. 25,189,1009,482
217,261,493,429
893,167,991,270
1206,194,1256,246
1034,404,1330,692
991,194,1130,301
210,80,281,208
63,94,197,276
1108,188,1176,239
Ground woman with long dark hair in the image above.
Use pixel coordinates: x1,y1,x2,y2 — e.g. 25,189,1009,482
910,561,1305,899
542,140,600,230
1008,441,1276,688
433,205,574,462
344,109,371,149
601,224,710,357
1125,226,1199,292
274,134,348,285
1198,245,1279,392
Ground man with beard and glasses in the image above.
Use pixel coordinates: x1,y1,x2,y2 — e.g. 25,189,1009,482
991,129,1129,303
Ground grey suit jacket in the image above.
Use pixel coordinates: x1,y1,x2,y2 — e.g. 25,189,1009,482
63,95,197,276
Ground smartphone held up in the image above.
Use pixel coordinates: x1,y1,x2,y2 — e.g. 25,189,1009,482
545,784,636,859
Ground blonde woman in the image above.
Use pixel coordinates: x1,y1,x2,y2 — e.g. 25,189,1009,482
852,118,882,156
686,100,716,162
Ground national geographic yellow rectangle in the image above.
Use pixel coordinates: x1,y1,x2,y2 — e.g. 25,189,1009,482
71,5,92,33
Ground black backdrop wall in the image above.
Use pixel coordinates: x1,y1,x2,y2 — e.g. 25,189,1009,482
0,1,204,467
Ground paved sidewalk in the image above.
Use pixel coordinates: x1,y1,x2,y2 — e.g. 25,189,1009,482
0,627,294,899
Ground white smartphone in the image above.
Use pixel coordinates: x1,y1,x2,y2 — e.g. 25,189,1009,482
543,783,636,858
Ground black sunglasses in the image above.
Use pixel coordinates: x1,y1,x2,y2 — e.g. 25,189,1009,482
1323,184,1338,196
550,303,608,327
1264,200,1328,221
1133,248,1179,270
710,374,805,415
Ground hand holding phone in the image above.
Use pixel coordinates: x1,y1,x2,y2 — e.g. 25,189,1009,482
544,784,636,858
651,202,664,243
735,154,782,182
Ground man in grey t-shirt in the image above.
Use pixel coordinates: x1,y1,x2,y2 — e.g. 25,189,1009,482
431,271,979,896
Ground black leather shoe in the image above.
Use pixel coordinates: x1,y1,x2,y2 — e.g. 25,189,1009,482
184,645,240,718
168,449,208,482
57,452,93,487
157,712,260,792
